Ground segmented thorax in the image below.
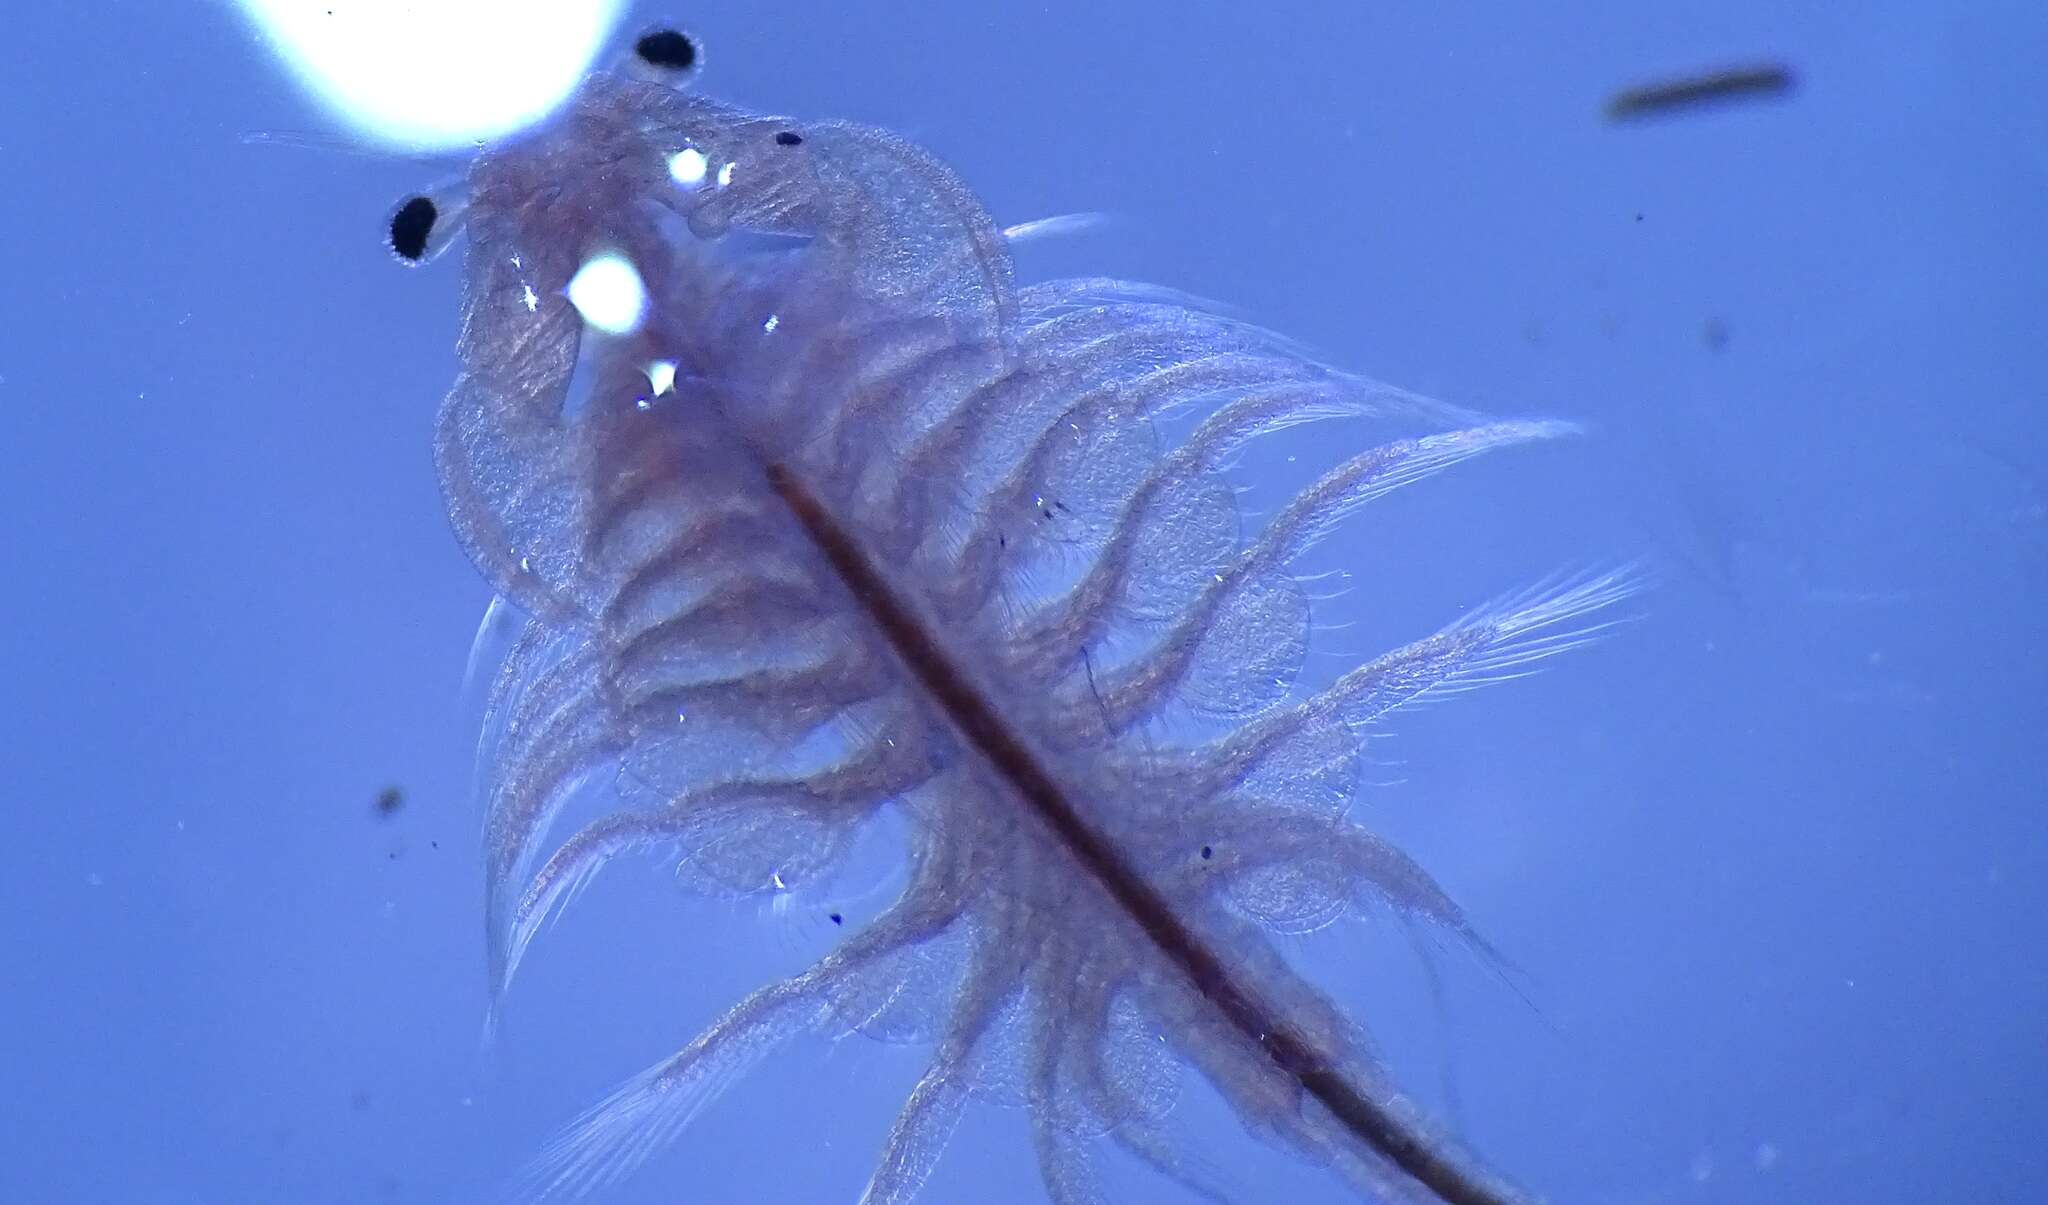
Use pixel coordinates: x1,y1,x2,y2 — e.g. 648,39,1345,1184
406,32,1634,1205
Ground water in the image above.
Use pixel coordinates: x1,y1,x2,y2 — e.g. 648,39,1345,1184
2,4,2041,1202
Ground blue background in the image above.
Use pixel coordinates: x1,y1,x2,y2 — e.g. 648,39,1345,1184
3,3,2043,1202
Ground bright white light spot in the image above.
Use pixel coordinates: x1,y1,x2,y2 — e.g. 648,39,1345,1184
770,870,788,891
646,360,677,395
517,554,531,573
717,160,736,187
566,252,647,335
236,1,628,152
762,313,780,334
520,284,539,313
669,147,708,187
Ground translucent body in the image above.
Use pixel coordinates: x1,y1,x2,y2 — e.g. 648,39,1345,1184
426,52,1633,1205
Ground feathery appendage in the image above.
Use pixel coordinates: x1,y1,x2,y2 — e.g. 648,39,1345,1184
403,31,1641,1205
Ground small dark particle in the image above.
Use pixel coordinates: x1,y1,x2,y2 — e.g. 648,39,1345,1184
388,197,436,264
1703,317,1730,353
774,130,803,146
828,911,844,925
1634,212,1645,223
1200,845,1214,861
634,29,697,73
1606,62,1795,122
350,1088,372,1112
373,786,404,817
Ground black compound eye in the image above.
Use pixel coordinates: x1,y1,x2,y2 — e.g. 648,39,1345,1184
388,195,437,264
635,28,698,73
774,130,803,146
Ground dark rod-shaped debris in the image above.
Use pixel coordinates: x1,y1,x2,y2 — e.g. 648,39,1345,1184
1606,62,1796,121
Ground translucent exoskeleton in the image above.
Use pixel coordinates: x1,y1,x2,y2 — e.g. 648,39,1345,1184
389,27,1637,1205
